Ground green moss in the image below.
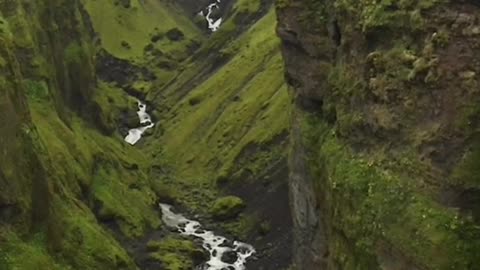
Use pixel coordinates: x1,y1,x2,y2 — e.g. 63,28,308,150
92,82,137,132
0,0,171,269
52,199,136,269
31,89,160,232
451,138,480,188
0,230,66,270
91,164,160,237
234,0,261,13
12,75,161,267
155,9,289,185
64,42,89,64
210,196,246,220
0,16,12,40
148,236,205,270
82,0,202,60
7,8,34,49
23,80,49,101
334,0,444,32
301,112,480,270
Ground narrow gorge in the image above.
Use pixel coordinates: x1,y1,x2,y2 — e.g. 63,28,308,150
0,0,479,270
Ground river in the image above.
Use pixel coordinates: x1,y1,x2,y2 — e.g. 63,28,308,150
159,204,255,270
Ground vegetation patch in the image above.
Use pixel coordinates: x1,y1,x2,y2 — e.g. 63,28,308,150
153,9,289,186
210,196,246,220
301,112,480,270
82,0,202,60
147,236,206,270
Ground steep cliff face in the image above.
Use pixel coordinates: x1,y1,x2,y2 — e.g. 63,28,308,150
0,1,161,269
277,0,480,269
0,0,95,242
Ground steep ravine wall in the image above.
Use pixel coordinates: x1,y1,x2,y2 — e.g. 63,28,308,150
277,0,480,269
0,1,162,269
0,0,95,241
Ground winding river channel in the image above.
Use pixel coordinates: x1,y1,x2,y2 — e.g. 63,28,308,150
200,0,223,32
125,4,251,267
160,204,256,270
124,101,154,145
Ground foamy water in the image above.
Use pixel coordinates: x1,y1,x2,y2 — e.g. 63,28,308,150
199,0,223,32
124,101,154,145
160,203,255,270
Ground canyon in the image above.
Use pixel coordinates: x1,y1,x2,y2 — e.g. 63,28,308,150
0,0,479,270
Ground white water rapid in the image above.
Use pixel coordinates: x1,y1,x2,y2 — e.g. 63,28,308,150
200,0,223,32
159,204,256,270
124,101,154,145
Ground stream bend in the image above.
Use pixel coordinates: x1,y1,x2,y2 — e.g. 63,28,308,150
160,204,255,270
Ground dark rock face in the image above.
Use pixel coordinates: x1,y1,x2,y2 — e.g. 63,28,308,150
96,49,156,98
166,28,185,41
277,0,480,269
221,250,238,264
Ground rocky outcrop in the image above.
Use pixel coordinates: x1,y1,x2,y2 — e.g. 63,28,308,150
277,0,480,269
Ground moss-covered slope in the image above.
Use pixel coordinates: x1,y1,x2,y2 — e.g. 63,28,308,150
0,1,161,269
277,0,480,269
145,4,293,267
151,7,289,189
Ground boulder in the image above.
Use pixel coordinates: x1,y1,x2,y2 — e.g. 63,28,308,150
221,250,238,264
209,196,245,220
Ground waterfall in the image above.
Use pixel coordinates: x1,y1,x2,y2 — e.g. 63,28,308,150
124,101,154,145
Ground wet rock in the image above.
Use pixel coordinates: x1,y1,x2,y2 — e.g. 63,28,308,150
221,250,238,264
207,6,222,21
219,239,234,248
96,49,156,87
195,228,206,234
237,245,252,255
143,127,154,137
122,112,140,129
